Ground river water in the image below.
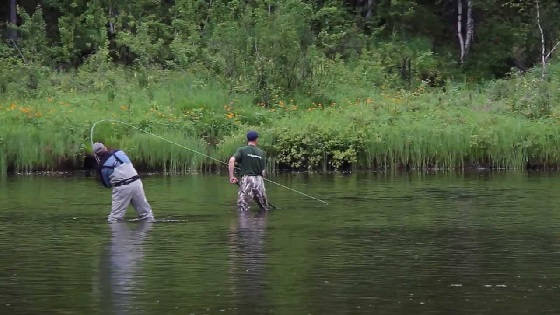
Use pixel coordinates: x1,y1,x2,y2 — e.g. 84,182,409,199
1,172,560,314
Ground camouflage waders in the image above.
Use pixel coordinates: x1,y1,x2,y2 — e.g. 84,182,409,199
237,175,269,212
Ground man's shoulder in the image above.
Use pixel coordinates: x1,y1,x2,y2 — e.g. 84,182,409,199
236,146,248,153
238,145,259,152
237,145,265,156
114,150,126,158
113,150,131,163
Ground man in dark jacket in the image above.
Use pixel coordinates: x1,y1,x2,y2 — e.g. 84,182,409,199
228,131,269,212
93,142,155,223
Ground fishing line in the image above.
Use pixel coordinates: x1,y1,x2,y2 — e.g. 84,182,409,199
90,119,329,205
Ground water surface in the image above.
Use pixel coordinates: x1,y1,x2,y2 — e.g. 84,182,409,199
1,172,560,314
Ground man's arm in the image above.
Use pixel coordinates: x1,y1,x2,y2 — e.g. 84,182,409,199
100,167,112,188
228,157,238,184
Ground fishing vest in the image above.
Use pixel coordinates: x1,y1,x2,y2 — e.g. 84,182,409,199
100,150,139,185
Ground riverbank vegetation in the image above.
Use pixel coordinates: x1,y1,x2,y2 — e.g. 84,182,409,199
1,0,560,173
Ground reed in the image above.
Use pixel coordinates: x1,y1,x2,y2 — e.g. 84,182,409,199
2,65,560,174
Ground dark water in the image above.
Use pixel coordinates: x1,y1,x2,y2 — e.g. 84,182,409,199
1,172,560,314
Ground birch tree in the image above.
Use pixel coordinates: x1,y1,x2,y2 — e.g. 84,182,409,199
457,0,474,64
363,0,375,20
535,0,560,79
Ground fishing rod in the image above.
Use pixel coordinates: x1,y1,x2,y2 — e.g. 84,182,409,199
90,119,329,205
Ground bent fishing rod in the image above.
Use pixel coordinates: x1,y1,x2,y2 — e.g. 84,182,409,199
90,119,329,205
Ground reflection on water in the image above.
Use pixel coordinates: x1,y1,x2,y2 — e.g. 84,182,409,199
229,211,268,313
98,222,152,315
2,173,560,314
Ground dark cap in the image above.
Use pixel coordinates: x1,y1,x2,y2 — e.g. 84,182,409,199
247,130,259,141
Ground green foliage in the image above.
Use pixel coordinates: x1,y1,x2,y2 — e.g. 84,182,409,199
5,0,560,91
312,1,356,57
3,0,560,173
2,62,560,173
488,63,560,119
55,1,108,65
115,16,171,67
17,5,51,64
169,0,206,68
269,126,364,170
0,43,24,95
0,5,52,98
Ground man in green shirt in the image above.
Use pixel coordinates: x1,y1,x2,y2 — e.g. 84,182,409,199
228,130,269,212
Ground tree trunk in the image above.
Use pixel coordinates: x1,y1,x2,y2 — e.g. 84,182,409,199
535,0,560,79
365,0,374,20
108,5,115,35
457,0,474,64
457,0,465,63
8,0,17,40
536,0,546,79
465,0,474,56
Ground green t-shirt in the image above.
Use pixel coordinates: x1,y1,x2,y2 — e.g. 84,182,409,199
234,145,266,176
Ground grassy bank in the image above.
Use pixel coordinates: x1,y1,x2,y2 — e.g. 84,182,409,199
2,64,560,174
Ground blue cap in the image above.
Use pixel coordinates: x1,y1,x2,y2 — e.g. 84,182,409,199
247,130,259,141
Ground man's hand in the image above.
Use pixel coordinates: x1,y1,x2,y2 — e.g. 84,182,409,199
228,156,238,184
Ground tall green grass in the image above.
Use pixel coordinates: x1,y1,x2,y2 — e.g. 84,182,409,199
2,65,560,174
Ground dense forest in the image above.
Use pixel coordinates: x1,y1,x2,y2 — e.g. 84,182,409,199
1,1,560,173
3,1,560,93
